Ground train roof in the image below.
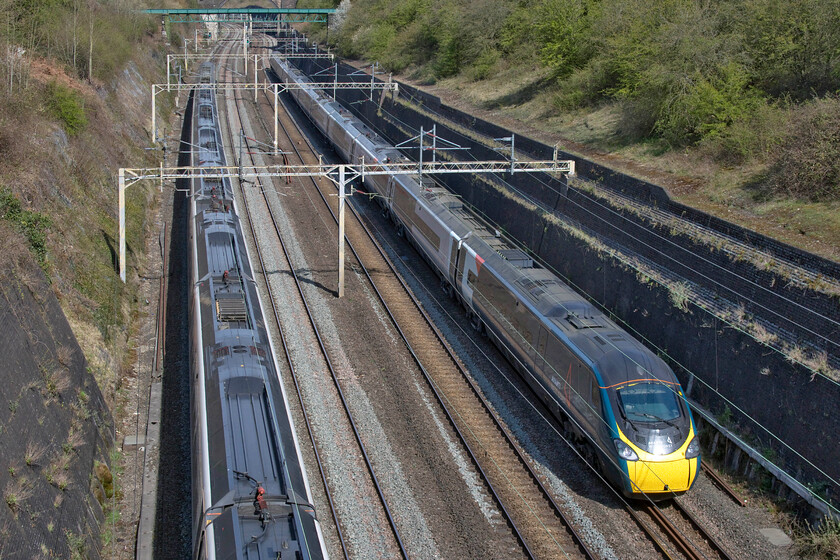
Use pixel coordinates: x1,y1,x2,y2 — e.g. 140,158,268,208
277,56,676,392
457,212,677,389
190,76,325,559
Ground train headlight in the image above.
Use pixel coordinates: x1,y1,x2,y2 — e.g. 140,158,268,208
685,437,700,459
614,439,638,462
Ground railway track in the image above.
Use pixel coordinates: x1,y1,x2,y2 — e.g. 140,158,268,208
252,56,599,559
701,461,747,507
627,499,735,560
194,28,752,560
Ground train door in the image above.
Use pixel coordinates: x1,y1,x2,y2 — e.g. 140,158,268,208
535,327,549,379
383,176,396,212
448,231,460,288
459,243,481,310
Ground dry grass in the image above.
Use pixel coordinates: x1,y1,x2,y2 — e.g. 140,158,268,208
66,427,86,451
793,517,840,560
45,452,71,490
24,441,49,467
46,367,72,400
750,322,778,346
4,476,33,514
56,345,75,367
669,281,691,312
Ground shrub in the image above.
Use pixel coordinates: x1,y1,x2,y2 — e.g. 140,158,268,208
654,62,764,147
794,517,840,560
46,82,87,136
0,187,52,271
769,95,840,201
706,101,787,164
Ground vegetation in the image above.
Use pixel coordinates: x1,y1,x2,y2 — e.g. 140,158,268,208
793,517,840,560
1,0,157,84
311,0,840,204
46,81,87,135
0,187,52,272
0,3,168,553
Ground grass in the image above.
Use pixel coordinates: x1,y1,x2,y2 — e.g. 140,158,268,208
65,529,87,560
4,476,32,514
0,187,52,274
793,517,840,559
24,441,48,467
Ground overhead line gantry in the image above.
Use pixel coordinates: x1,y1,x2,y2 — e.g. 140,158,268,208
143,8,336,24
118,159,575,295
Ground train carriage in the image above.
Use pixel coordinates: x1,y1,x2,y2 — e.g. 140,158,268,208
270,57,700,499
189,62,329,559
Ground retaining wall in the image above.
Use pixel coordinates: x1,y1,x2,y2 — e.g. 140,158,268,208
0,249,114,559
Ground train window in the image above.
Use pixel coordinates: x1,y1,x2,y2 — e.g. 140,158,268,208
589,377,601,409
467,270,477,287
616,382,681,422
569,363,589,409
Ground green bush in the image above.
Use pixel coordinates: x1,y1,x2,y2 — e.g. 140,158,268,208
654,62,763,147
0,187,52,271
46,82,87,136
330,0,840,165
769,96,840,202
706,101,787,164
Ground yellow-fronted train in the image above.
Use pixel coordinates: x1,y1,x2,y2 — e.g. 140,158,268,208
270,54,700,500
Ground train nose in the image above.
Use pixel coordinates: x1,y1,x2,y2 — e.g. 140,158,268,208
631,457,697,495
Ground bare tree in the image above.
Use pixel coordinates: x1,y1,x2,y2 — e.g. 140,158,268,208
87,0,94,82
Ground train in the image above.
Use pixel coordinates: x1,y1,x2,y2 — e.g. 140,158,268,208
188,61,329,559
268,56,700,500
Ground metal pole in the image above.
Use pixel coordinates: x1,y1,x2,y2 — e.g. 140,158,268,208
254,54,258,102
244,22,248,76
333,63,337,100
152,86,157,144
338,165,345,298
370,64,374,102
194,27,198,52
119,169,126,283
238,129,244,179
167,55,171,88
419,126,423,174
511,133,515,175
274,83,278,150
431,124,436,164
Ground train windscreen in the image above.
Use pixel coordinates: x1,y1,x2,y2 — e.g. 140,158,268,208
616,382,681,423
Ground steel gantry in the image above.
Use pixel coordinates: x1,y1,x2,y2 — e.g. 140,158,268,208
143,8,336,24
118,159,575,293
166,52,334,89
151,81,399,145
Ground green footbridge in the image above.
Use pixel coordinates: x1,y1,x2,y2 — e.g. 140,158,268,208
144,7,335,24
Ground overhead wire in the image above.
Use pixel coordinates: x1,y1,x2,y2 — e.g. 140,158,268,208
284,54,840,522
327,69,840,504
368,84,840,385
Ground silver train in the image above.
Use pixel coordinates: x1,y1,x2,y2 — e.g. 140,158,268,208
270,57,700,499
189,62,328,559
